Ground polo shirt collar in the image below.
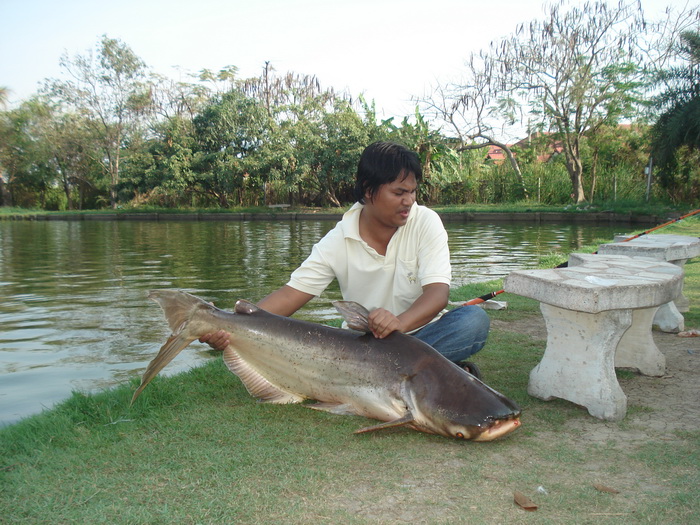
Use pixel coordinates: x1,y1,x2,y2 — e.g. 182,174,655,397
342,202,364,241
342,201,417,241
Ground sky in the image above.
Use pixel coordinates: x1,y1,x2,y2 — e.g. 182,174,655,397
0,0,685,121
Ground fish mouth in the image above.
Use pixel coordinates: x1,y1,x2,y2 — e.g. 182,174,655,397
471,417,522,442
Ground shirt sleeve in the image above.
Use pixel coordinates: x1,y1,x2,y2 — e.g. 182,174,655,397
416,209,451,287
286,227,342,296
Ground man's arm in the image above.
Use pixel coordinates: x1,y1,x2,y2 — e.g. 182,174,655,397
198,285,315,350
257,285,315,316
367,282,449,339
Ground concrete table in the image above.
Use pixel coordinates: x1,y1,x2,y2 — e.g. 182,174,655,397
598,234,700,332
504,254,683,421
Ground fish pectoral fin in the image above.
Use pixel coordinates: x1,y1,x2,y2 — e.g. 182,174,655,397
354,412,416,434
305,402,359,416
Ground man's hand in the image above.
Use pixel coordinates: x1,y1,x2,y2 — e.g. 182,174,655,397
367,308,403,339
198,330,230,351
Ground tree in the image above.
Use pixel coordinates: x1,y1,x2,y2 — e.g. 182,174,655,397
584,123,648,201
293,98,369,206
192,90,270,206
0,106,24,206
46,36,152,208
0,99,55,207
651,30,700,193
0,87,11,205
240,62,340,120
422,55,528,199
0,98,103,209
491,0,649,203
148,72,211,122
33,101,103,209
237,63,362,206
128,115,198,206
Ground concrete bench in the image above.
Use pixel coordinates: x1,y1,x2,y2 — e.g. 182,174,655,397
503,254,684,421
597,234,700,332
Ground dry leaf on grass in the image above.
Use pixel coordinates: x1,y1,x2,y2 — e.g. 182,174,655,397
514,491,538,511
593,483,620,494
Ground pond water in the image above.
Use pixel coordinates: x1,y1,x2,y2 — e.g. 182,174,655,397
0,218,626,426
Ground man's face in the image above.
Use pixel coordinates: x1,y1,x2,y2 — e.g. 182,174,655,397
365,171,417,228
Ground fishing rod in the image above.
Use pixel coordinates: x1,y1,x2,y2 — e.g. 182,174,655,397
463,208,700,306
606,207,700,242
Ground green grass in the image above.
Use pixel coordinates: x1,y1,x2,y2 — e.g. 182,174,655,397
1,218,699,524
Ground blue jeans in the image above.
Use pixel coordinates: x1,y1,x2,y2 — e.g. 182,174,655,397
413,306,490,363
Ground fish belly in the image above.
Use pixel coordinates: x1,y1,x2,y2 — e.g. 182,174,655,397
220,322,407,422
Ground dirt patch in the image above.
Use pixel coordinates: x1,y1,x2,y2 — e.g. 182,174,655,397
492,315,700,445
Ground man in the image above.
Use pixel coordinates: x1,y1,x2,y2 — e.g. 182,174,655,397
201,141,490,375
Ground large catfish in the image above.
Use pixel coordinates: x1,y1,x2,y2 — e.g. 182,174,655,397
133,290,521,441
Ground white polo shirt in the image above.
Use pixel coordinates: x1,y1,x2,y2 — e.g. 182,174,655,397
287,202,451,324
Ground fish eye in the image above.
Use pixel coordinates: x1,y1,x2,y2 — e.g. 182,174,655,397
456,432,465,439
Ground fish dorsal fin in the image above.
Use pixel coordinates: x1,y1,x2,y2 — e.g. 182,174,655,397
332,301,371,332
234,300,260,315
222,346,304,404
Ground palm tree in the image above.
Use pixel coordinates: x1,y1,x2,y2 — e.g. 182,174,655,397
650,31,700,183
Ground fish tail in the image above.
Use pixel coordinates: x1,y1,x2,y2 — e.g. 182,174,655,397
131,290,214,404
148,289,212,334
131,331,195,404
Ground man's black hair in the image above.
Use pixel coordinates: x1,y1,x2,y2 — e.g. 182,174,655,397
353,141,422,203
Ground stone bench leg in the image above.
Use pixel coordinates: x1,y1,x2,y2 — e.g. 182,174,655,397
653,259,689,331
528,303,630,421
653,301,685,333
617,308,666,376
671,259,690,312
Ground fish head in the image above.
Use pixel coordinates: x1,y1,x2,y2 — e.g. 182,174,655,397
404,361,522,441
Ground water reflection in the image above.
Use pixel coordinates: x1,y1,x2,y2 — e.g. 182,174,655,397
0,219,623,426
